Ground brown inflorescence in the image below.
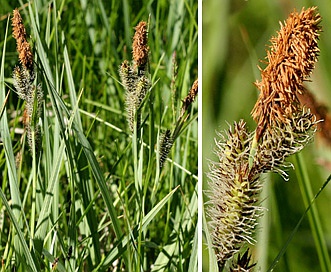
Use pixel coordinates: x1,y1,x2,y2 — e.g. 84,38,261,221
207,7,322,269
182,79,198,113
251,7,321,141
132,21,149,72
12,8,34,73
120,21,152,133
177,79,198,126
159,78,198,169
12,9,43,154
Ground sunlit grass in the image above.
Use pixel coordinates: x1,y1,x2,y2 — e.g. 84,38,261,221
0,1,197,271
203,1,331,271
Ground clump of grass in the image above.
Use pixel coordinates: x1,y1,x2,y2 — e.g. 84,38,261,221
119,20,198,169
206,7,324,271
0,1,197,271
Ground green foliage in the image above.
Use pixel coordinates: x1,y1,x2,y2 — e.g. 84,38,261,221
0,0,197,271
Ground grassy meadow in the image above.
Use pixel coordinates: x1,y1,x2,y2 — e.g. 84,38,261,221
203,0,331,271
0,0,198,271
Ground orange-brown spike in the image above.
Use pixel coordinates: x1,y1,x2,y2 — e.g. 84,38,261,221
12,9,34,72
132,21,149,71
251,7,321,140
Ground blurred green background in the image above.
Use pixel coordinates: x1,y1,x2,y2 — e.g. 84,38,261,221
203,0,331,271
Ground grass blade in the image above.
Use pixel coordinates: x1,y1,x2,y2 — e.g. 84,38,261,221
202,205,218,272
292,154,331,272
95,185,179,271
0,188,38,272
267,171,331,271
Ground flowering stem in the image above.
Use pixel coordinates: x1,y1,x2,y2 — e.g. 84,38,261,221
30,129,37,249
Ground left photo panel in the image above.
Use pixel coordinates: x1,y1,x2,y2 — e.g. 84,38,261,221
0,1,198,271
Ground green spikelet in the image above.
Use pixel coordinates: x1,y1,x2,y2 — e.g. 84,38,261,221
122,63,150,132
207,121,263,268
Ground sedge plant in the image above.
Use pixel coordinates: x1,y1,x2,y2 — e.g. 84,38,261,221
205,6,330,272
0,1,197,271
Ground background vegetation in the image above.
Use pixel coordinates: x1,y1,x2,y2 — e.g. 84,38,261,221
0,0,198,271
203,0,331,271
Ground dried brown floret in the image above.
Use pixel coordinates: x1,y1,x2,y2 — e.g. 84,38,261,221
251,7,321,140
181,79,198,113
132,21,149,72
12,9,34,72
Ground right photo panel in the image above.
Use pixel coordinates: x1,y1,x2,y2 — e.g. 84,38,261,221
202,1,331,271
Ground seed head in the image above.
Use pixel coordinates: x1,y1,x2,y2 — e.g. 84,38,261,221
132,21,149,72
12,9,34,72
159,129,173,169
12,8,43,155
181,79,198,114
254,108,318,179
251,7,321,140
207,121,263,267
124,74,150,132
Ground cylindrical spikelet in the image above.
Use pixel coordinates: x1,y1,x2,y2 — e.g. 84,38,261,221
177,79,198,123
24,84,43,154
255,108,318,179
119,60,138,93
124,75,150,132
132,21,149,73
12,8,34,73
125,91,138,132
181,79,198,113
251,7,321,140
159,129,173,169
135,75,150,104
207,121,263,267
